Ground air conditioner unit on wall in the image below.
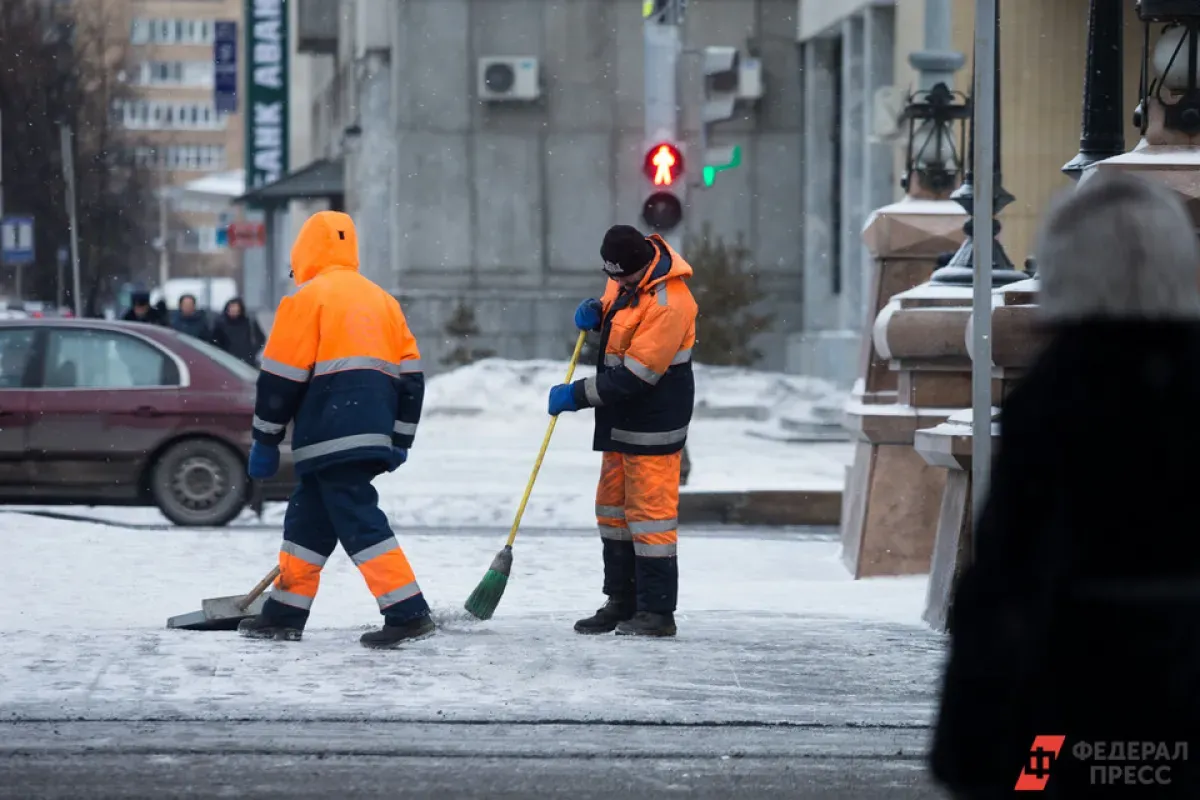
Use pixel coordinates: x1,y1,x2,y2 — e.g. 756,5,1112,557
736,57,763,101
477,56,541,101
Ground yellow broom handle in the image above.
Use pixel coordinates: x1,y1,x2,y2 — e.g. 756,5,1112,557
505,330,587,547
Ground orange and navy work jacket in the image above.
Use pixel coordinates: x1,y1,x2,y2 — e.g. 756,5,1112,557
569,234,698,456
251,211,423,475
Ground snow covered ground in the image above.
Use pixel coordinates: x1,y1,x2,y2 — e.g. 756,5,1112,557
0,513,941,726
13,360,855,529
1,362,942,731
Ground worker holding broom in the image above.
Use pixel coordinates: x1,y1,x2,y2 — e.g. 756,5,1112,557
238,210,436,649
547,224,698,637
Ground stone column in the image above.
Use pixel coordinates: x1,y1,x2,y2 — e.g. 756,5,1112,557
838,0,971,580
841,277,975,578
839,16,867,342
799,37,841,376
918,277,1043,631
350,51,394,289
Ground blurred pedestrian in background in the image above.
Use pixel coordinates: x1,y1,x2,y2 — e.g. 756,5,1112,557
930,171,1200,797
169,293,211,341
212,296,265,366
121,290,166,325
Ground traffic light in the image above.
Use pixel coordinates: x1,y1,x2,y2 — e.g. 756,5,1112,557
641,141,684,231
700,46,744,188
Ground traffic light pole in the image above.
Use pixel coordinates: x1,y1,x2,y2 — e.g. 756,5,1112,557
644,0,685,249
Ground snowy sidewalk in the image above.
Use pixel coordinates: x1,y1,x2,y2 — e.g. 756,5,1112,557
0,515,942,726
10,360,855,529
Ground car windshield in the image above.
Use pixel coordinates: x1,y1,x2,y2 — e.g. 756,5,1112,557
173,333,260,383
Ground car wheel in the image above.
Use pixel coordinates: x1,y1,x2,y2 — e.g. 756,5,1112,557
151,439,247,527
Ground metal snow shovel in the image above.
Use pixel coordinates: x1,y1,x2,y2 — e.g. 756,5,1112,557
166,564,280,631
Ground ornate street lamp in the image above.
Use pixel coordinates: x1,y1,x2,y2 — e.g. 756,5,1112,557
1135,0,1200,135
1063,0,1125,179
931,7,1024,286
899,83,972,197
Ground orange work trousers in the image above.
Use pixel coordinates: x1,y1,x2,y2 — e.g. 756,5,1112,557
595,451,681,613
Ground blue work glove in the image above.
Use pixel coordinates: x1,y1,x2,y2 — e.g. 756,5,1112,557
547,383,578,416
247,442,280,479
574,298,602,331
386,447,408,472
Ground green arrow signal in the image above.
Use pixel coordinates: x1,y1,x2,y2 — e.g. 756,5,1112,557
702,145,742,187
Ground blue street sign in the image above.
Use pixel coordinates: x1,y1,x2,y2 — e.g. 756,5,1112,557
214,20,238,114
0,216,34,266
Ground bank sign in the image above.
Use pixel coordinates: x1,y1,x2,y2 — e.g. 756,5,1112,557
244,0,289,192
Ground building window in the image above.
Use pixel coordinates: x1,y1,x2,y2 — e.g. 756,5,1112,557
130,18,215,46
137,60,213,88
120,100,228,131
128,145,226,172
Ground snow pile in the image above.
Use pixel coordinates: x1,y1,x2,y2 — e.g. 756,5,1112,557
14,359,856,528
424,357,847,426
690,364,845,425
424,358,597,417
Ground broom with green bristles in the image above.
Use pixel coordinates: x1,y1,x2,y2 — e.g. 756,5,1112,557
464,330,588,620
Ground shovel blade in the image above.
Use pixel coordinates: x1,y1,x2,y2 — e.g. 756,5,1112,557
166,592,269,631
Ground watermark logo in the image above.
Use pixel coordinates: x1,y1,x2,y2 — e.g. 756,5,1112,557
1016,735,1067,791
1073,740,1188,787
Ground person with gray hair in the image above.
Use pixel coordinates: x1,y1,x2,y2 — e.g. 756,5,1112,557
929,171,1200,798
1038,171,1200,322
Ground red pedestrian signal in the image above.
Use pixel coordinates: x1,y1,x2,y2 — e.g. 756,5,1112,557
643,142,683,187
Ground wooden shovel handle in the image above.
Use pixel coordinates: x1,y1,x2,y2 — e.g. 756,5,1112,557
237,565,281,611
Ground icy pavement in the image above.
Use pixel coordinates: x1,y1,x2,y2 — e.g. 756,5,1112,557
0,722,940,800
0,514,943,727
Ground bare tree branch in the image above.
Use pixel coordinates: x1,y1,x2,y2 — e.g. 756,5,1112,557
0,0,157,312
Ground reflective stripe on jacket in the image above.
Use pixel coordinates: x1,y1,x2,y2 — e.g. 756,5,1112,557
570,234,697,456
252,211,424,475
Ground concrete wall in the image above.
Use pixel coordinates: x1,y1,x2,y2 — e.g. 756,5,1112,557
330,0,804,374
790,1,897,388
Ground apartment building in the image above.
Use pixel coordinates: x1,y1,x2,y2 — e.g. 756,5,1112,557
120,0,245,286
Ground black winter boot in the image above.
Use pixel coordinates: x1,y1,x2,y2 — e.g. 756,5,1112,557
360,614,437,649
574,596,635,634
237,615,303,641
615,611,676,637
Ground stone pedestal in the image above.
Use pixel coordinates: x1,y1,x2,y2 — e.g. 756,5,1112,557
1082,95,1200,213
841,269,976,579
855,198,969,404
918,279,1045,630
913,408,998,632
1085,146,1200,223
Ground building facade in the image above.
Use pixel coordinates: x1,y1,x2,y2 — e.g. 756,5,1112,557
255,0,1153,383
266,0,804,373
793,0,1149,387
118,0,246,286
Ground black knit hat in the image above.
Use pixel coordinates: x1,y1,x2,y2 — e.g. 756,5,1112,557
600,225,655,277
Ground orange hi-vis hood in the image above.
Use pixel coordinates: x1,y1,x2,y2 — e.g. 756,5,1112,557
290,211,360,285
640,234,694,291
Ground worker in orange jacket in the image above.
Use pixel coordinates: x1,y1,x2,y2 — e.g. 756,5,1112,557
547,225,698,637
238,210,434,649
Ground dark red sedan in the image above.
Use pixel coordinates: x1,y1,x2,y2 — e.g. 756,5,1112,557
0,318,295,526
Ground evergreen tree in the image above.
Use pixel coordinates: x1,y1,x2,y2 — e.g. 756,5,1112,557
683,222,774,366
441,299,496,367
